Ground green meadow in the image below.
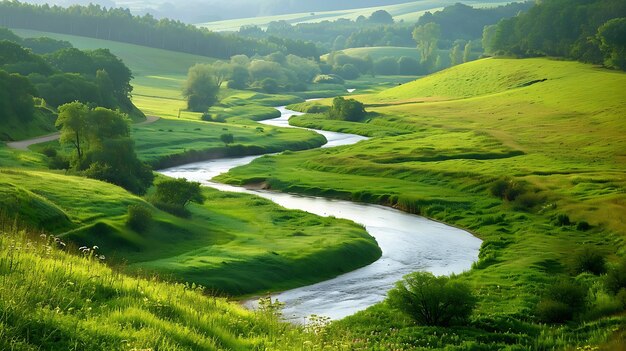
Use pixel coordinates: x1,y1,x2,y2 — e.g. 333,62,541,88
0,222,332,350
0,31,382,296
217,57,626,348
322,46,423,61
0,169,379,295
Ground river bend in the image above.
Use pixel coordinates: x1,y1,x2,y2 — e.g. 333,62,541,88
160,105,481,321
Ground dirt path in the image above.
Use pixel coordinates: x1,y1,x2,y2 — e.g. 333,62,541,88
6,115,160,151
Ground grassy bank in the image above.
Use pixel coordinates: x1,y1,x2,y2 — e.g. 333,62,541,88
217,57,626,349
0,219,321,350
0,169,380,296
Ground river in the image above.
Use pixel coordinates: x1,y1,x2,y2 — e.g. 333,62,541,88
159,104,481,322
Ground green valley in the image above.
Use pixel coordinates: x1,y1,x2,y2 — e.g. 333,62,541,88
1,0,626,349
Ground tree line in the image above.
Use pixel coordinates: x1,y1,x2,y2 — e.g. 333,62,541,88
0,1,319,60
484,0,626,70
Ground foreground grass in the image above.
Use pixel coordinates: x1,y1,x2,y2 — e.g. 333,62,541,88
0,169,380,296
0,220,331,350
218,57,626,349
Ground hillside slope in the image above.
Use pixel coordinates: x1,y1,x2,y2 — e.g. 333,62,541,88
219,57,626,348
0,221,317,350
0,169,380,295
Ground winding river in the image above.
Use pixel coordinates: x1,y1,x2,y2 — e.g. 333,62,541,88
160,104,481,322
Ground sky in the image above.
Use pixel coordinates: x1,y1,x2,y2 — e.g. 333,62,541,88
18,0,418,23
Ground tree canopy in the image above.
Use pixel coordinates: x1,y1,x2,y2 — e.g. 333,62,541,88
56,102,153,194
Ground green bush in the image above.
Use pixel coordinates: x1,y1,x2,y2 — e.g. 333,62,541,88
126,204,153,233
576,221,591,231
536,299,573,323
536,279,587,323
489,177,526,201
387,272,476,326
571,246,607,275
605,258,626,294
328,96,366,122
555,214,571,226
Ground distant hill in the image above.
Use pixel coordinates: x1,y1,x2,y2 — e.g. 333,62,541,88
18,0,515,24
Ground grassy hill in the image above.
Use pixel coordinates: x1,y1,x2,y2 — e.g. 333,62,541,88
0,168,380,295
218,57,626,349
0,219,335,350
322,47,422,61
197,0,513,31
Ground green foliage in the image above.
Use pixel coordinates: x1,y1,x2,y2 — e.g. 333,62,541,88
126,204,153,233
22,36,72,54
329,96,366,122
183,63,219,112
0,69,37,124
0,3,318,60
369,10,394,24
56,102,153,194
153,178,204,216
571,247,608,276
489,0,626,70
605,258,626,294
374,56,399,75
220,133,235,146
597,18,626,70
413,22,441,63
489,177,526,202
387,272,476,326
536,279,588,323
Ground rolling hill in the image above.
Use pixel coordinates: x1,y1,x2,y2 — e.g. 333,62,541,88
197,0,514,32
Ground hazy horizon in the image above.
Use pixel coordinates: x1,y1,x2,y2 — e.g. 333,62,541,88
16,0,421,23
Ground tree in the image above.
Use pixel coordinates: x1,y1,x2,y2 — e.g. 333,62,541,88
228,65,249,89
397,56,421,75
369,10,394,24
463,40,474,62
449,42,464,66
220,133,234,146
154,178,205,209
373,57,399,75
183,63,220,112
329,97,366,122
387,272,476,326
56,101,89,161
56,102,153,194
597,18,626,70
482,25,498,56
413,22,441,63
0,70,36,124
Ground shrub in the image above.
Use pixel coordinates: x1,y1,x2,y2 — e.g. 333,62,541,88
151,178,204,218
489,177,526,201
555,214,571,226
536,279,587,323
328,96,366,122
387,272,476,326
605,258,626,294
536,299,573,323
576,221,591,231
571,246,607,275
126,204,153,233
260,78,279,94
220,133,234,145
41,146,57,158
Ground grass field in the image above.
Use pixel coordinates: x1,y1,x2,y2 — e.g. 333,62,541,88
196,1,513,31
323,47,423,61
0,169,380,295
217,57,626,349
0,220,331,350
